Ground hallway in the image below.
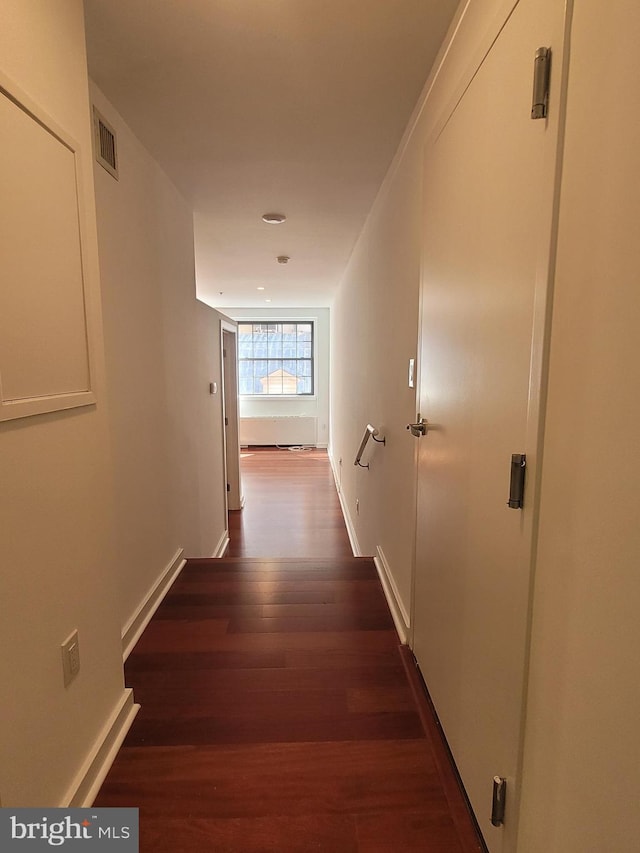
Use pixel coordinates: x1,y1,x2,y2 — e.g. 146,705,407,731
227,449,352,558
95,450,483,852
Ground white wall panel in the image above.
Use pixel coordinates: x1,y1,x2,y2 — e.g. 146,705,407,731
0,78,94,419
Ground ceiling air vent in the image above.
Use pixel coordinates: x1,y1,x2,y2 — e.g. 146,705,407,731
92,106,118,180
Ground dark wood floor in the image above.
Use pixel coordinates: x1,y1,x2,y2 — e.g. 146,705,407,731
96,449,483,852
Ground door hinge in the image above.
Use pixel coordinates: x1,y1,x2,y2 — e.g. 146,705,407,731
531,47,551,119
225,416,229,426
227,483,230,492
491,776,507,827
507,453,526,509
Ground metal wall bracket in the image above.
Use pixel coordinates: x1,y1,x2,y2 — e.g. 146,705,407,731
354,424,385,468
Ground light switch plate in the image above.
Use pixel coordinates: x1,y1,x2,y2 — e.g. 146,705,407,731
61,630,80,687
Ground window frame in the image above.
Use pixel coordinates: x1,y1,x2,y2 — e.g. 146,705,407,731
237,319,316,398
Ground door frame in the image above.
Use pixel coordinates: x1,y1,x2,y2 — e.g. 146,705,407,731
220,320,243,513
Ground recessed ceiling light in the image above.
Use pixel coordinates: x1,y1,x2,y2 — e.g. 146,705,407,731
262,212,286,224
265,298,272,303
276,255,290,264
257,286,265,291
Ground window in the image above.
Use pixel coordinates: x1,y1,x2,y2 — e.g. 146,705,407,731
238,322,314,395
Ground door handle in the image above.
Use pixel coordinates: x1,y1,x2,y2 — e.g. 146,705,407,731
407,418,429,437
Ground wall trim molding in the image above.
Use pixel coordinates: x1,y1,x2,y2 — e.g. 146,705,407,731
328,449,360,556
64,689,139,807
212,529,230,558
328,450,409,642
121,548,186,661
374,546,410,644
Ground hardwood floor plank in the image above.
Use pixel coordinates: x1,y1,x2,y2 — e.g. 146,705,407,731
356,811,464,853
259,600,388,616
125,650,287,673
226,612,394,633
124,709,425,747
130,687,350,719
98,740,444,818
137,815,359,853
158,588,337,606
346,685,417,714
132,624,399,655
283,647,408,670
154,594,392,631
173,565,378,581
170,578,382,596
187,556,370,566
127,664,409,694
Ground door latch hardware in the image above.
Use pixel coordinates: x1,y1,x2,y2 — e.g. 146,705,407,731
531,47,551,119
491,776,507,827
507,453,526,508
407,418,429,437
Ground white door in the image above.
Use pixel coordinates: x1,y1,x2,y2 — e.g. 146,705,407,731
411,1,569,850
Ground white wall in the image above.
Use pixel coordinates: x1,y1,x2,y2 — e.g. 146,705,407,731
91,83,229,633
0,0,126,806
225,307,330,447
330,0,510,626
518,2,640,850
0,3,229,808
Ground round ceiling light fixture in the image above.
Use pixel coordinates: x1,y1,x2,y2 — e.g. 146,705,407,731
262,212,286,224
257,286,265,291
276,255,290,264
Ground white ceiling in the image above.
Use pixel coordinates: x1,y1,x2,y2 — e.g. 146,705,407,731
84,0,459,309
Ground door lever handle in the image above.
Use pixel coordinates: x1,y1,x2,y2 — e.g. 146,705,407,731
407,418,429,437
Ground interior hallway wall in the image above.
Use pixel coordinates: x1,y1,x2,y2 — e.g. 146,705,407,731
91,83,229,635
330,0,510,630
0,0,127,806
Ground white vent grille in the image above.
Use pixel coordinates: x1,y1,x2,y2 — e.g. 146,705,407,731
92,106,118,180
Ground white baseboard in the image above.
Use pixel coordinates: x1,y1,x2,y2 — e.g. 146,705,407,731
121,548,186,661
328,448,359,556
212,529,230,558
328,449,409,643
328,446,340,492
374,546,410,644
64,689,139,807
